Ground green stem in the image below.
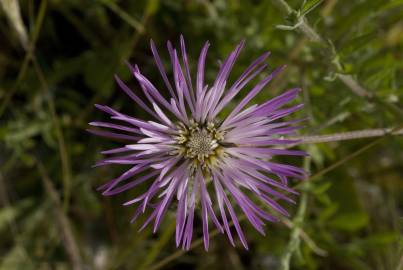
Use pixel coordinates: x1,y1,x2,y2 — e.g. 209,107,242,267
32,58,72,211
138,220,176,270
279,158,311,270
98,0,145,33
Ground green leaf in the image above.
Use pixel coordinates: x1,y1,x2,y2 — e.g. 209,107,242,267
0,207,19,233
145,0,160,15
363,232,400,247
313,181,332,195
0,246,36,270
380,0,403,11
301,0,324,16
339,32,377,57
0,199,33,233
307,144,324,167
318,203,338,223
329,212,369,232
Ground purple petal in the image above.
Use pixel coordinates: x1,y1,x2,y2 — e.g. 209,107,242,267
150,39,177,99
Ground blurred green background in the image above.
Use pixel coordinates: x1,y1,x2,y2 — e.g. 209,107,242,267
1,0,403,269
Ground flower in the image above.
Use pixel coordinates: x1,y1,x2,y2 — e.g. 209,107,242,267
89,36,306,251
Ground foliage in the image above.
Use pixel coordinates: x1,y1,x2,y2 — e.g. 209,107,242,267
0,0,402,269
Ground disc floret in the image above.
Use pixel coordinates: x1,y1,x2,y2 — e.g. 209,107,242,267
174,119,225,169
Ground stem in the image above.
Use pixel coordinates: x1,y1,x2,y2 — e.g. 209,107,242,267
397,251,403,270
37,160,82,270
138,220,176,270
148,229,223,270
282,218,327,256
337,74,373,99
292,127,403,145
33,58,72,211
98,0,145,33
279,158,311,270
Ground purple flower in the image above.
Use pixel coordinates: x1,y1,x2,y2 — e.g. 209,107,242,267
89,36,306,250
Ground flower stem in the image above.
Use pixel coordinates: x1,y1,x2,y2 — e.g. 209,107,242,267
292,127,403,145
279,157,311,270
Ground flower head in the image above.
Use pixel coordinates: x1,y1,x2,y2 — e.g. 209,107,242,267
89,36,306,250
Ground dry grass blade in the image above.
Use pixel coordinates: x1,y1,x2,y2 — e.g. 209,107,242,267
0,0,47,117
0,0,28,49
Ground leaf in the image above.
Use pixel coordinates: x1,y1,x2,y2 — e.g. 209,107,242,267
313,181,332,195
0,199,33,233
4,121,45,143
0,206,19,233
307,144,324,167
0,246,36,270
339,32,378,57
145,0,160,16
301,0,324,16
379,0,403,11
363,232,400,247
318,203,338,223
329,212,369,232
0,0,28,49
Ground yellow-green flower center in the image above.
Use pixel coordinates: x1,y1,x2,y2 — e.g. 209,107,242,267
172,120,225,168
186,129,216,159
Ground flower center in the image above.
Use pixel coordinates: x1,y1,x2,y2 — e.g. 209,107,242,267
173,120,225,168
186,129,217,160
